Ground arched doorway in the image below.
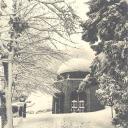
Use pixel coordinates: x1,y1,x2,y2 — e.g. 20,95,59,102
71,91,86,113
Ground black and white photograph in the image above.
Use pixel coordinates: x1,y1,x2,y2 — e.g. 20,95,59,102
0,0,127,128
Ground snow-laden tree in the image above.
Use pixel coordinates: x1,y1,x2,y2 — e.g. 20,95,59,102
0,0,78,128
0,0,78,95
81,0,128,127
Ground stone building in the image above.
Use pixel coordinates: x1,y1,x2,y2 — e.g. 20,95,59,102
52,58,104,113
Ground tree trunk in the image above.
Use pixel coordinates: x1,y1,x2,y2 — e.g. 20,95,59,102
4,52,13,128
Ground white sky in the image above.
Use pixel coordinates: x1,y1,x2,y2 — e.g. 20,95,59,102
67,0,89,20
58,0,95,62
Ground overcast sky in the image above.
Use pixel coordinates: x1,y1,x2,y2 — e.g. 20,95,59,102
67,0,89,20
62,0,95,62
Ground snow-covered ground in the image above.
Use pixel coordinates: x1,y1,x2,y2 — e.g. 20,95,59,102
26,91,52,114
14,107,115,128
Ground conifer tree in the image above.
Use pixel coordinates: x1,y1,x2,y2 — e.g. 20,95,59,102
81,0,128,127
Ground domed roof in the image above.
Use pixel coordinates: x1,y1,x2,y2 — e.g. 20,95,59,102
57,58,91,75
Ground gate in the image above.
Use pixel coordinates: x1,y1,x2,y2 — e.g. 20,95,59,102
71,91,86,112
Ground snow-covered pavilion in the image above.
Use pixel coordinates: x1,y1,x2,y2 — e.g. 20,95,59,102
52,58,104,114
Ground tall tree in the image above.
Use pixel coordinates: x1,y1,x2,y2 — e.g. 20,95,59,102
0,0,78,96
81,0,128,127
0,0,78,128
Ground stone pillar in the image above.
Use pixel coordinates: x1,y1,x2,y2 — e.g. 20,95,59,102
23,103,26,118
86,88,91,112
63,80,71,113
19,106,23,117
52,97,55,114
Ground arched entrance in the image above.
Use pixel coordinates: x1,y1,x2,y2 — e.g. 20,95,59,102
71,91,86,113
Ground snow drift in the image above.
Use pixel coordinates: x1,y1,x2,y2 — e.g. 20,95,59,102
15,107,115,128
26,91,52,113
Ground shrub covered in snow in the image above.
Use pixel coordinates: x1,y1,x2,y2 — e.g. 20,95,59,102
81,0,128,127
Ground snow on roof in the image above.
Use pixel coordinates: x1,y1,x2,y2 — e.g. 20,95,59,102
57,58,91,75
12,102,25,107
